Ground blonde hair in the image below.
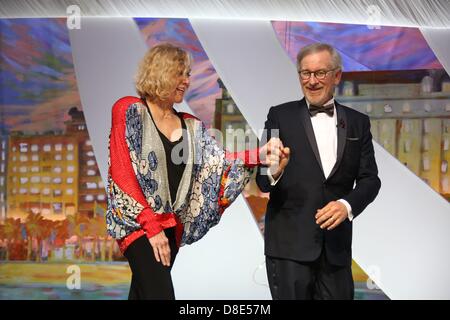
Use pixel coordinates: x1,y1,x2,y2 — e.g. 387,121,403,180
135,43,191,102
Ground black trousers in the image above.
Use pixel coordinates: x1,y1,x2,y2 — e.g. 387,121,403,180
266,249,354,300
123,227,179,300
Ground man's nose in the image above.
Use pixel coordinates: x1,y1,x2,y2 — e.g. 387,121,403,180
308,74,319,85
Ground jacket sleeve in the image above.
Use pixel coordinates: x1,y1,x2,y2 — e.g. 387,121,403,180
256,106,278,193
342,115,381,217
106,97,165,239
198,122,260,213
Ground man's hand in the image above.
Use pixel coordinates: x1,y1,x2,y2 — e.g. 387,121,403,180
148,230,171,266
260,138,290,179
274,145,290,179
315,201,348,230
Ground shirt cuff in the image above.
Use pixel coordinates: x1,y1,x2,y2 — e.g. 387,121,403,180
338,199,353,221
136,208,164,238
225,148,261,168
267,168,284,186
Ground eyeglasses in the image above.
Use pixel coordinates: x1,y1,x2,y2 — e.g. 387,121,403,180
298,68,338,80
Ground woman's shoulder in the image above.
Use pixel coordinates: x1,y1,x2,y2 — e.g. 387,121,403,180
178,112,200,122
112,96,143,113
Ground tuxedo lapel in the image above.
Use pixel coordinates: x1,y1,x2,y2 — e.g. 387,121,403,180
328,103,347,180
298,99,324,175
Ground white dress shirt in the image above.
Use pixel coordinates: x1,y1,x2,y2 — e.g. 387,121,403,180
268,97,354,221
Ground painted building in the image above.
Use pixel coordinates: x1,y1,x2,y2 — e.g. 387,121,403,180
0,133,8,223
6,107,107,222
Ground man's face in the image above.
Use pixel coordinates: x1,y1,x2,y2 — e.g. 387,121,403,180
299,50,342,106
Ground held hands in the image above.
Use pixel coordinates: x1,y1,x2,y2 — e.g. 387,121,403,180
260,138,290,179
315,201,348,230
149,230,171,267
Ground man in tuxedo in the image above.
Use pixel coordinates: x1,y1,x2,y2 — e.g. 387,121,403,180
256,43,381,300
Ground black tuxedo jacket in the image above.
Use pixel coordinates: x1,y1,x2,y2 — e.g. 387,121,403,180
256,98,381,266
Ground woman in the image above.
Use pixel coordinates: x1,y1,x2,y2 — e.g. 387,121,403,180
106,43,288,299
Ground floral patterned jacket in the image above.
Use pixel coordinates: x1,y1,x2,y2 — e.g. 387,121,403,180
106,96,260,253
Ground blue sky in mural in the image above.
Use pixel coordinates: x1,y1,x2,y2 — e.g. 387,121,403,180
273,21,442,71
0,19,73,105
0,18,80,133
1,18,445,133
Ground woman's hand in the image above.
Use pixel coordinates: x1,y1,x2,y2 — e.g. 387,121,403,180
148,230,171,267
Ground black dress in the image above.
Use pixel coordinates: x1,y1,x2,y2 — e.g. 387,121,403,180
124,104,188,300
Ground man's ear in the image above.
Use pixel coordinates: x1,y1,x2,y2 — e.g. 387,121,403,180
334,69,342,85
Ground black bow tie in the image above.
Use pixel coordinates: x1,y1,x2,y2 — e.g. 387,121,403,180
309,103,334,117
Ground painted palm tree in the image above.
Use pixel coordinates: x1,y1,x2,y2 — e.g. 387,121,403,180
67,214,89,260
65,214,78,260
39,219,55,262
85,218,95,261
86,216,106,262
78,215,89,261
54,219,69,260
96,216,108,262
3,218,21,261
0,224,4,260
25,212,44,261
107,237,115,262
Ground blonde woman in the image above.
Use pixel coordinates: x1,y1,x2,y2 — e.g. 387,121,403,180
106,43,289,299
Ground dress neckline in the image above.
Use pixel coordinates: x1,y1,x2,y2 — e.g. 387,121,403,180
142,99,184,144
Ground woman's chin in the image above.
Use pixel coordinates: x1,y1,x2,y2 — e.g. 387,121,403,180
174,97,184,104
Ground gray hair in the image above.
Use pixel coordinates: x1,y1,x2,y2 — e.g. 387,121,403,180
296,43,343,71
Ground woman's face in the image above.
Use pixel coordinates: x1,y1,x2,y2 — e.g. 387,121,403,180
169,69,191,104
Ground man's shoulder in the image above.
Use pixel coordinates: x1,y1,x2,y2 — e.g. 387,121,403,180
270,100,303,114
337,102,370,122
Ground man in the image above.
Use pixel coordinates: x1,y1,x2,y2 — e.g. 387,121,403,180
256,43,381,300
